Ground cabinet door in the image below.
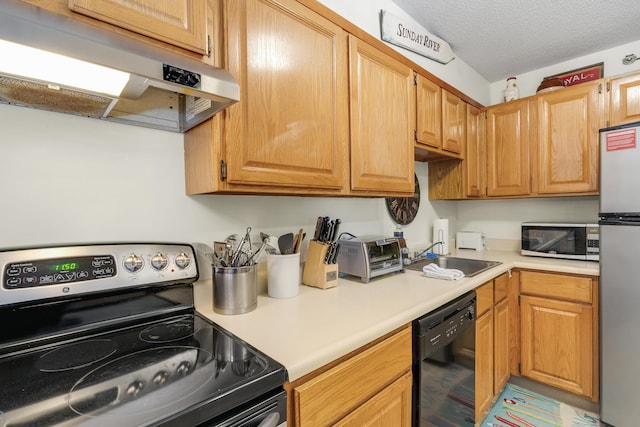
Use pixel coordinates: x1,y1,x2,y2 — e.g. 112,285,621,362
334,371,412,427
442,89,465,154
494,298,510,393
224,0,349,192
520,295,593,398
475,310,494,421
465,104,485,197
486,98,531,196
537,81,605,194
416,74,442,149
349,35,415,194
611,73,640,126
69,0,207,54
293,326,411,426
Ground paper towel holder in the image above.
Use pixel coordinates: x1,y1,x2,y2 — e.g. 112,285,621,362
432,218,450,255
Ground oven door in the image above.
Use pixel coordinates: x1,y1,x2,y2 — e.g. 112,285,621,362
184,390,286,427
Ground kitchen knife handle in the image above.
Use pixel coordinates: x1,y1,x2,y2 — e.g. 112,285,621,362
330,218,341,242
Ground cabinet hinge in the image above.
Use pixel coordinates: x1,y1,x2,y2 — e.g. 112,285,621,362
413,73,417,85
219,160,227,181
518,295,521,305
598,83,602,94
414,129,418,141
607,81,610,92
207,35,212,58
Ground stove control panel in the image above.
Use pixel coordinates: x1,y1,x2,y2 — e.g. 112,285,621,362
0,243,199,306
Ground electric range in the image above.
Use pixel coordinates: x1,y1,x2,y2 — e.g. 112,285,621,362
0,243,287,427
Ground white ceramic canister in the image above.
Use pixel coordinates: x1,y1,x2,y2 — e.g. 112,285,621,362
267,252,300,298
504,76,519,102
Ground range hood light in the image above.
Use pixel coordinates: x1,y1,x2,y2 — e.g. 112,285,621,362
0,39,130,97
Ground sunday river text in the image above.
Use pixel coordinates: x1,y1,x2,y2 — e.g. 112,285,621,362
396,24,441,52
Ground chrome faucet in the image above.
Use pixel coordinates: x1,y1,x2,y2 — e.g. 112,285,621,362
414,241,444,259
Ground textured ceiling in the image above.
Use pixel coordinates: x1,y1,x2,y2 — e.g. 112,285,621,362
391,0,640,82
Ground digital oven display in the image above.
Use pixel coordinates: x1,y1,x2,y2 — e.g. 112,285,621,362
3,255,116,289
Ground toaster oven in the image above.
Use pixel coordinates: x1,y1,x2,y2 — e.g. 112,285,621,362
336,236,403,283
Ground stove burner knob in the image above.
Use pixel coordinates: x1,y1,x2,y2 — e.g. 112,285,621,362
176,360,192,376
126,380,145,397
153,370,170,386
151,253,168,271
174,252,191,269
123,254,144,273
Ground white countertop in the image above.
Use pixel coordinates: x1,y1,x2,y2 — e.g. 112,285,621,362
194,249,598,382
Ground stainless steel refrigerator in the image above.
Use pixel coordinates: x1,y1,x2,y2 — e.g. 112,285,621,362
599,121,640,427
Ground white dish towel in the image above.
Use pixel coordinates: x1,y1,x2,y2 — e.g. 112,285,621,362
422,263,465,281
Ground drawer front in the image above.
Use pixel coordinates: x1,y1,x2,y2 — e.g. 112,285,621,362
293,325,412,426
520,271,592,303
476,280,494,316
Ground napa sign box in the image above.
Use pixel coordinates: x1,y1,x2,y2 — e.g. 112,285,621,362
380,10,455,64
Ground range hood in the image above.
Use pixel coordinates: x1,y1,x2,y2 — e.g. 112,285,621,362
0,1,239,132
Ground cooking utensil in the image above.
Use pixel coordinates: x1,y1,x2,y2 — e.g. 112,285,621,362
278,233,295,255
293,228,304,253
231,227,252,267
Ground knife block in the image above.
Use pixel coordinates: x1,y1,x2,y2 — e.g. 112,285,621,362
302,240,338,289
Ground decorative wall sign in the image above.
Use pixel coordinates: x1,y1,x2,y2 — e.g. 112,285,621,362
380,10,455,64
544,62,604,87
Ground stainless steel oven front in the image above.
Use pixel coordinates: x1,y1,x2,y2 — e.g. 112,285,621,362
0,242,287,427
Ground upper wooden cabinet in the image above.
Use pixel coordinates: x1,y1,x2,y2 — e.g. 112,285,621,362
426,103,483,199
186,0,350,195
442,89,466,155
415,75,442,149
536,80,605,194
348,35,414,194
465,104,485,198
69,0,208,55
610,72,640,126
486,98,532,197
186,1,418,196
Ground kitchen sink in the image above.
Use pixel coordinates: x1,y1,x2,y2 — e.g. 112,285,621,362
405,256,502,277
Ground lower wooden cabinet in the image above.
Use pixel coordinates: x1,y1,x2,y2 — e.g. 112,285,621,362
475,272,510,422
519,271,598,401
334,371,412,427
287,325,412,427
475,294,494,420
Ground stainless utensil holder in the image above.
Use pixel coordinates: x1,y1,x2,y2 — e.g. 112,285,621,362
212,264,257,315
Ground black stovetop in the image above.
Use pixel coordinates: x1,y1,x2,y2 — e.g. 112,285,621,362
0,286,286,427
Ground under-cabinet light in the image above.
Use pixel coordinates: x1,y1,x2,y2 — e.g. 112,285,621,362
0,39,130,96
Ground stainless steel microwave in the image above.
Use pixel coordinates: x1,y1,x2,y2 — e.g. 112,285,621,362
521,222,599,261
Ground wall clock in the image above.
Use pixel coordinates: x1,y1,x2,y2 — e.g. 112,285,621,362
385,174,421,225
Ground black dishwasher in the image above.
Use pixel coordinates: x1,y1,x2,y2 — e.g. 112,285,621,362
413,291,476,427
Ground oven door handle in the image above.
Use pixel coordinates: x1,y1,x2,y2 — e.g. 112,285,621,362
257,412,280,427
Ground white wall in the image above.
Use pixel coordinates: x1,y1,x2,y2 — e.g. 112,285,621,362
0,104,450,253
457,197,599,242
489,39,640,105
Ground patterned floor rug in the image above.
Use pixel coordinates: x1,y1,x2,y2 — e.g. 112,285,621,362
482,383,601,427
